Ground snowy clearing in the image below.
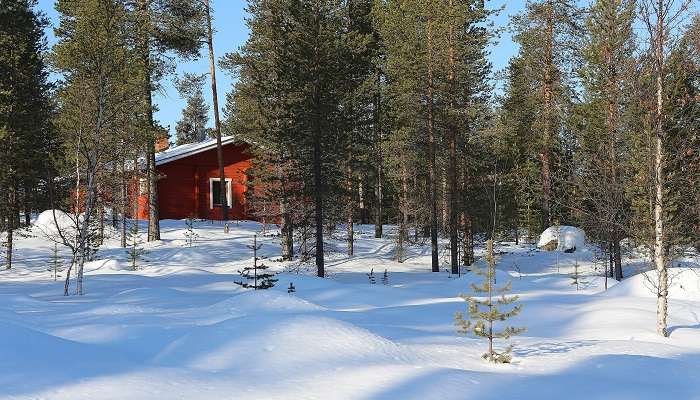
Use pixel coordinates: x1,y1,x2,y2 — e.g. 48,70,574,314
1,220,699,399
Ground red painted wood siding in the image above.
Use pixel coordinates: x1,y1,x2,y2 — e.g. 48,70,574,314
138,142,253,221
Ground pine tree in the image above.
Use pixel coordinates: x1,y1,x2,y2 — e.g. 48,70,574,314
202,0,228,221
134,0,206,242
53,0,142,295
377,0,494,273
574,0,636,282
510,0,581,229
456,240,525,363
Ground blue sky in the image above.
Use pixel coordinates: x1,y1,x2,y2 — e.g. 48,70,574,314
36,0,525,139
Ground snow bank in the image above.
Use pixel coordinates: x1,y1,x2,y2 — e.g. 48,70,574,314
606,267,700,301
538,226,586,252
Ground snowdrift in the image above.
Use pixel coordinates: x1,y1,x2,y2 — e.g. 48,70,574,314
538,226,586,252
153,314,409,372
606,267,700,301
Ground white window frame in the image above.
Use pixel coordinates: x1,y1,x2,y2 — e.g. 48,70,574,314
209,177,232,209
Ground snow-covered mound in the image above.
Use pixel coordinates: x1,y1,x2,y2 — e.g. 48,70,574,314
205,290,325,317
154,314,408,371
538,226,586,252
34,209,77,235
606,267,700,301
86,259,128,272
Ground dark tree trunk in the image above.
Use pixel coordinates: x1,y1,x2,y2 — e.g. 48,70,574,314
204,0,228,222
5,224,12,270
24,193,30,226
398,162,410,263
98,193,104,246
374,71,383,239
280,200,294,261
5,187,16,269
121,161,128,248
447,6,459,275
613,238,623,281
347,132,354,256
609,241,615,278
313,138,324,278
139,0,160,242
427,16,439,273
358,180,368,224
541,0,554,228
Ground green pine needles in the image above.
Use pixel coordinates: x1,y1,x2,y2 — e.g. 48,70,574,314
456,240,525,363
49,244,64,281
125,222,147,271
235,234,277,290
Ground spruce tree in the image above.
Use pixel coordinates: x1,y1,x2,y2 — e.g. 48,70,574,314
0,0,55,270
175,86,210,145
126,221,147,271
223,0,352,278
235,234,277,290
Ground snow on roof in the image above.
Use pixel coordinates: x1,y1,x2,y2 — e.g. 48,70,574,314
155,136,238,166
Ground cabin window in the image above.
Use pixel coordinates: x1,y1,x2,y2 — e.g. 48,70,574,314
209,178,232,209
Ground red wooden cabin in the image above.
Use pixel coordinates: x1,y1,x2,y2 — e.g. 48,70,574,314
136,137,253,221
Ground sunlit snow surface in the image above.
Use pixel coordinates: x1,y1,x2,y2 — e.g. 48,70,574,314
1,218,699,399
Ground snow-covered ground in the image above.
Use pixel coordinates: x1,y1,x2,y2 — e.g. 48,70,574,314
1,218,699,399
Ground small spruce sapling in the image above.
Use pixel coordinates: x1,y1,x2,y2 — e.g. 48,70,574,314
456,240,525,363
235,234,278,290
288,282,296,294
184,215,199,247
49,244,64,281
367,268,376,284
570,258,587,290
125,222,147,271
